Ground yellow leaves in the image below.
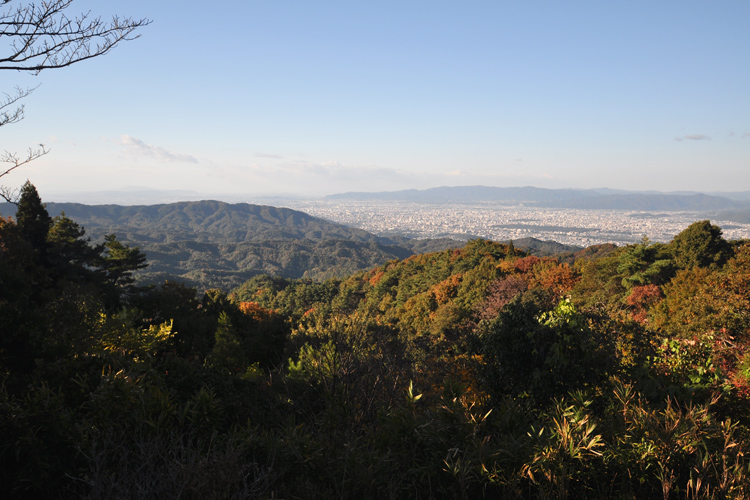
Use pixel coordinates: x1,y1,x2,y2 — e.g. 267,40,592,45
95,311,173,360
496,260,516,275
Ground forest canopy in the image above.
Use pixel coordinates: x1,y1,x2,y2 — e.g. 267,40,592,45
2,189,750,499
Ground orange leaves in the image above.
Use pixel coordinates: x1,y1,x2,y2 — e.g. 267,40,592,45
238,301,275,321
368,270,385,287
532,262,578,297
515,255,542,273
432,274,463,305
518,259,578,297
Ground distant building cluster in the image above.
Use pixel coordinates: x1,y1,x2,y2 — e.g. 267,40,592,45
284,200,750,246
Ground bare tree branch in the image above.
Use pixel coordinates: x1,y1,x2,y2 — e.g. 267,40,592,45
0,145,49,202
1,0,151,74
1,144,49,176
0,84,36,127
0,184,19,203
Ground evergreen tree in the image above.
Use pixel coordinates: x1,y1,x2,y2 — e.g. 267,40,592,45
101,233,148,287
47,212,104,283
207,312,248,374
14,181,51,251
507,239,516,258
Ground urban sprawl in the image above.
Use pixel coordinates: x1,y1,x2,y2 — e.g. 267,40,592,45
285,200,750,247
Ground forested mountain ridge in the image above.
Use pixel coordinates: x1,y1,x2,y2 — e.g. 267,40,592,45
0,200,462,289
1,200,398,244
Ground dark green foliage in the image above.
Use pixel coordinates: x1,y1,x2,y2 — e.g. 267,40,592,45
207,312,248,374
47,213,103,280
0,185,152,378
616,238,673,288
571,249,625,312
476,293,616,406
130,281,215,358
101,233,147,287
14,181,52,250
0,384,83,499
669,220,732,270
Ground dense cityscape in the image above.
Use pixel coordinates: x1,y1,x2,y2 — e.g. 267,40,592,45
284,200,750,247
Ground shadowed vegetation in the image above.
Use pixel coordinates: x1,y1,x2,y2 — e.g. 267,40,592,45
2,192,750,499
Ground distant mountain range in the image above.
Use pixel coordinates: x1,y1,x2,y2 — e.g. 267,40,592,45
326,186,750,211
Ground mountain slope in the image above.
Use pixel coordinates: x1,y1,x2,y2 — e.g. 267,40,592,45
10,201,392,244
1,200,461,290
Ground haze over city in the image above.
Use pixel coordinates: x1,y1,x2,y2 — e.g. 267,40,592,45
3,1,748,199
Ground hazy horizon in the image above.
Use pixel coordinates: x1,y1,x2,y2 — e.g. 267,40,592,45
29,183,750,207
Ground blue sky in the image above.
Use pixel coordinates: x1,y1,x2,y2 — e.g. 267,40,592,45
3,0,749,198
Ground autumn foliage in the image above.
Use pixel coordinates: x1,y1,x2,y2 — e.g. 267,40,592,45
3,209,750,499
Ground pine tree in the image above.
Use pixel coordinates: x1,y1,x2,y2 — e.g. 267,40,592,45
15,181,51,250
101,233,148,287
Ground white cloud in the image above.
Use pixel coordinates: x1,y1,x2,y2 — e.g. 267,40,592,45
117,135,198,163
255,153,283,159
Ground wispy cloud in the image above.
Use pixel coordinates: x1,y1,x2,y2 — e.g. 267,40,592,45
743,132,750,139
281,161,401,181
675,134,711,142
117,135,198,163
255,153,283,159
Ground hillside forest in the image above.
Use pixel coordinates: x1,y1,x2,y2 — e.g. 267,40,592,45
4,183,750,499
0,199,464,290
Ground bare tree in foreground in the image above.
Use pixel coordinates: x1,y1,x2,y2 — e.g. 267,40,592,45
1,0,150,201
